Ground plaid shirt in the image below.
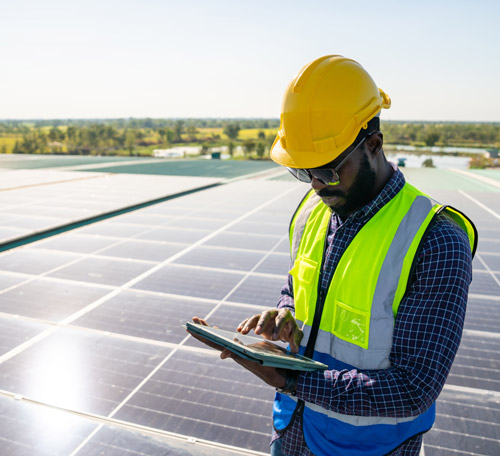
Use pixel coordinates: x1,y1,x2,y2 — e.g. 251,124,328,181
274,166,473,455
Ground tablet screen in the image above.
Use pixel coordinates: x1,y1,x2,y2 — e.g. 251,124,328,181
185,322,327,370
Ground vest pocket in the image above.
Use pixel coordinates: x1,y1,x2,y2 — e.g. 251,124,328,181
332,299,370,349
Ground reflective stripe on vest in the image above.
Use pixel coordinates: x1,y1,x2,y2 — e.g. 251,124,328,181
274,182,477,455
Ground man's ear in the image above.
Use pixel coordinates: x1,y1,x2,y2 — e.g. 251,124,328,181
366,132,383,157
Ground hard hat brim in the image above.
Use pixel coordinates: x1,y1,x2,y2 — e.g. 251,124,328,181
270,133,333,169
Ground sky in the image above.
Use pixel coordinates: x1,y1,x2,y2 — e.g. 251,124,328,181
1,0,499,121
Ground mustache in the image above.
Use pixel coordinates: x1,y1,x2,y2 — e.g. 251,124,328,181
317,188,345,198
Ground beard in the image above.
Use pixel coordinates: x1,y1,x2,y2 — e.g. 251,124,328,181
317,153,377,219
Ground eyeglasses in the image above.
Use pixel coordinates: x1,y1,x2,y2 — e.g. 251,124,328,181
287,136,369,186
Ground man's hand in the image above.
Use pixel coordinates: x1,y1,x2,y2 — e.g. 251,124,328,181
220,349,287,389
186,316,287,388
186,316,226,351
237,308,303,353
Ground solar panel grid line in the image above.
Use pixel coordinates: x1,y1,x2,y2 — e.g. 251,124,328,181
0,308,217,355
462,329,500,339
455,348,500,363
127,391,270,422
0,437,33,454
463,326,500,339
446,374,500,392
477,237,500,243
458,344,499,357
0,273,117,301
449,363,500,378
175,243,289,256
222,166,286,183
223,232,282,242
437,401,500,420
426,427,500,446
423,443,488,456
54,158,160,172
474,255,500,287
436,412,499,430
0,172,111,193
80,439,264,456
160,261,288,280
0,319,67,366
112,404,270,439
473,268,500,276
87,286,273,314
138,370,270,405
479,252,500,257
458,189,500,221
468,293,500,301
56,251,159,266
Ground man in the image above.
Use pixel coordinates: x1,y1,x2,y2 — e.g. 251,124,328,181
189,55,476,456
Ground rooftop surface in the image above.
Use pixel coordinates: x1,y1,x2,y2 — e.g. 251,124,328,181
0,155,498,456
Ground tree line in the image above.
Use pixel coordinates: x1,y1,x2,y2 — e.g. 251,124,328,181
5,120,278,157
1,119,499,157
381,121,500,148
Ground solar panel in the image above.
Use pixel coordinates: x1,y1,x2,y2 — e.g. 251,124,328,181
173,246,266,271
114,349,274,453
226,275,287,307
0,278,110,321
0,159,498,455
134,264,247,300
0,168,222,246
0,394,98,455
0,328,172,416
73,291,215,345
424,387,500,456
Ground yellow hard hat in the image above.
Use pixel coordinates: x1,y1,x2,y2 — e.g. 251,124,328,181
270,55,391,169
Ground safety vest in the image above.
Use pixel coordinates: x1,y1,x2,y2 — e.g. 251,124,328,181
273,182,476,456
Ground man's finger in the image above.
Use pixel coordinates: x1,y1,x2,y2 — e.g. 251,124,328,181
220,348,234,360
239,314,261,334
272,312,289,340
290,328,304,354
237,318,249,332
187,330,225,352
255,310,277,335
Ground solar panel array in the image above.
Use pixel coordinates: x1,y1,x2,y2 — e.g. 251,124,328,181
0,162,304,455
0,158,498,455
0,169,220,246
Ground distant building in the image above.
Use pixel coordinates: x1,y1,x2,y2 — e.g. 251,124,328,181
486,148,499,159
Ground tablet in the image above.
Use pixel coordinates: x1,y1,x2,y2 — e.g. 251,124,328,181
184,321,327,372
